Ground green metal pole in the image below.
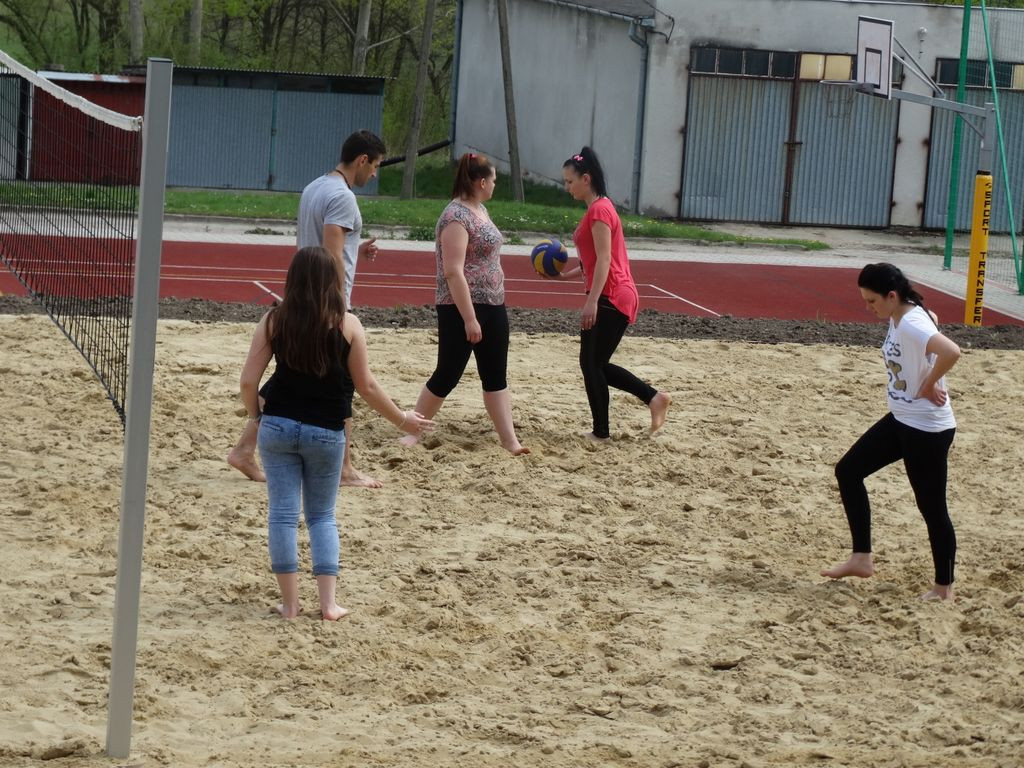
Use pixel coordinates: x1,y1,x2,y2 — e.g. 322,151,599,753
944,0,972,271
979,0,1023,294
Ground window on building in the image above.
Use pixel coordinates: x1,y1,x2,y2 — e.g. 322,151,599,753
718,48,743,75
744,50,770,77
692,47,718,73
690,46,802,80
691,46,904,89
799,53,825,81
935,57,1023,89
772,52,797,79
824,55,853,81
994,61,1013,89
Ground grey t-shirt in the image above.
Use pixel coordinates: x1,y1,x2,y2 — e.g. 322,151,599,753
297,173,361,305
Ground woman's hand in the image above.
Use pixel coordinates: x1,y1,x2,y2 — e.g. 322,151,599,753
551,265,582,280
580,298,598,330
399,410,435,436
464,317,482,343
916,382,949,406
917,332,960,406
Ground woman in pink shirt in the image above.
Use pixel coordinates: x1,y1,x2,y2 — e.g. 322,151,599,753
555,146,670,441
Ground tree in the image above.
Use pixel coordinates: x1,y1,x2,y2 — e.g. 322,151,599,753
0,0,58,65
352,0,371,75
0,0,457,163
496,0,523,202
86,0,125,71
190,0,202,65
128,0,142,64
400,0,436,198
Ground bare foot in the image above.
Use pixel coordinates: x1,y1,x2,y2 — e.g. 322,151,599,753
276,603,300,619
649,392,671,433
921,584,955,602
820,553,875,580
582,431,611,444
227,450,265,482
501,439,530,456
341,467,383,488
398,434,420,448
321,604,350,621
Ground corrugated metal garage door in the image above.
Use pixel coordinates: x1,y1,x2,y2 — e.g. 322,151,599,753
682,75,899,227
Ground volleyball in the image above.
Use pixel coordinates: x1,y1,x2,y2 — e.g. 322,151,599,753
531,238,568,277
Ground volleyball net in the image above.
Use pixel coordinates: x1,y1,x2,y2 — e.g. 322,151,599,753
0,50,144,422
0,48,173,759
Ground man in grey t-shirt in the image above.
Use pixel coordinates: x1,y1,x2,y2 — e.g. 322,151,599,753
228,130,387,487
297,132,382,306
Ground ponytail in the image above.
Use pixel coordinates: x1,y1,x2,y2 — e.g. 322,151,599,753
562,145,608,198
452,152,495,199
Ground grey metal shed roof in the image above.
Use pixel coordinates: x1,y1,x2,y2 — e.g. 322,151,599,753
170,66,385,94
537,0,655,21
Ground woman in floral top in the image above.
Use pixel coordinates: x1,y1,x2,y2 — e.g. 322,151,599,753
400,153,528,455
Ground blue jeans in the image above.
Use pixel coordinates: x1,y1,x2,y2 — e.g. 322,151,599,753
257,414,346,576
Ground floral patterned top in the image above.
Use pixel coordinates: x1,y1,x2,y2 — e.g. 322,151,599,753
434,200,505,305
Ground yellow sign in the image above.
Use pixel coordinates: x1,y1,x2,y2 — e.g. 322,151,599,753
964,173,992,326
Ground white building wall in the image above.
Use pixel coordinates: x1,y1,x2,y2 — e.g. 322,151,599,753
644,0,1024,224
455,0,642,208
455,0,1024,225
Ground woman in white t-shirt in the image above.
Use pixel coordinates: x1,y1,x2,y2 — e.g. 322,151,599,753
821,263,961,601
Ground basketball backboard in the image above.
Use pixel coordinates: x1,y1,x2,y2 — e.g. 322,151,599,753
857,16,894,99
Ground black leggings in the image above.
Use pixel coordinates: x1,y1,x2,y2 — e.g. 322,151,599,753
427,303,509,397
835,412,957,585
580,295,657,438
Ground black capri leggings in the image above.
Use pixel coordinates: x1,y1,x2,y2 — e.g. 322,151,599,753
427,303,509,397
835,412,957,585
580,295,657,439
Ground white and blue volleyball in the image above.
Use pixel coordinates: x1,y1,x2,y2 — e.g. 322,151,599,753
531,238,568,277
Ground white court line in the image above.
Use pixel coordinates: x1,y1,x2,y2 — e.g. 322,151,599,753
253,281,282,302
162,263,287,274
646,283,721,317
159,268,722,308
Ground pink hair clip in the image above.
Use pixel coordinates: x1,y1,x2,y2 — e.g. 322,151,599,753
573,154,584,163
468,152,475,159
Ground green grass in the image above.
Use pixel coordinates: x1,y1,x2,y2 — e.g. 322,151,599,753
377,157,574,208
163,188,299,219
0,180,138,211
1,178,829,250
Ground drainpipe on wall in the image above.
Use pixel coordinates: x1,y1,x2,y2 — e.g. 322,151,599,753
449,0,465,161
628,18,653,214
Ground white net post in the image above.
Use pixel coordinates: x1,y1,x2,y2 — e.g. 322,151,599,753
105,57,173,760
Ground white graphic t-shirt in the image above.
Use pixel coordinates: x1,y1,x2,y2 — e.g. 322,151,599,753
882,305,956,432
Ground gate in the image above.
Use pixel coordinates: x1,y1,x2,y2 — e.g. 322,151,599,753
924,87,1024,233
789,82,899,226
681,72,900,227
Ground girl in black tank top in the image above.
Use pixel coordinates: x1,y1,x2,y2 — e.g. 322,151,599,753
239,246,435,621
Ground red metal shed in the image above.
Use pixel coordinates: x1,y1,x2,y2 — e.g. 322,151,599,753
29,72,144,185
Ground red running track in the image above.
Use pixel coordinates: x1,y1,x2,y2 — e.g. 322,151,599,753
2,240,1021,326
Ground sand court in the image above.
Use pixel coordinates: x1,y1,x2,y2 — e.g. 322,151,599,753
1,313,1022,767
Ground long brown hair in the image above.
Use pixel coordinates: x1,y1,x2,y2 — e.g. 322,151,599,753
451,152,494,200
267,246,346,377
